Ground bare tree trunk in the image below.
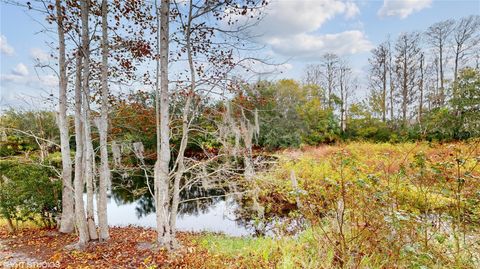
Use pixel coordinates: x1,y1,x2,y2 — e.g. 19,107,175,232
79,0,97,241
170,0,194,237
83,85,98,241
56,0,74,234
435,57,440,106
439,42,445,105
418,54,424,124
95,0,110,242
388,40,395,122
402,45,408,125
452,15,480,104
426,20,454,106
154,0,173,248
382,58,387,123
339,66,347,132
169,99,189,237
73,52,89,248
170,95,192,237
454,49,459,84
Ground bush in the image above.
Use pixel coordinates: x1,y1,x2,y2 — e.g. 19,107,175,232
0,160,61,228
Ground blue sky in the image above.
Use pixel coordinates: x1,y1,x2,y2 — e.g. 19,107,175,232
1,0,479,108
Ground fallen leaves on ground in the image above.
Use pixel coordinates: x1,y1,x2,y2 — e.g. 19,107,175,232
0,226,245,269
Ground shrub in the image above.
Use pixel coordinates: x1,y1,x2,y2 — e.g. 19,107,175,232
0,160,61,228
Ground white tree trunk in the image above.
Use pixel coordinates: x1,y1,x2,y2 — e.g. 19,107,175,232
73,52,89,248
154,0,173,248
96,0,110,241
79,0,98,241
169,94,191,236
170,2,194,236
83,88,98,241
56,0,74,234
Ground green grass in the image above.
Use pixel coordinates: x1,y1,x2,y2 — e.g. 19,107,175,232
197,228,335,268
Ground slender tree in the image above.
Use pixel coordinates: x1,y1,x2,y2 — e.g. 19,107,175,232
80,0,97,241
388,38,395,122
55,0,74,234
418,53,425,124
452,16,480,90
338,60,351,131
72,51,89,248
95,0,110,241
395,32,421,124
169,0,195,237
425,20,455,105
154,0,173,248
369,42,389,122
321,53,339,109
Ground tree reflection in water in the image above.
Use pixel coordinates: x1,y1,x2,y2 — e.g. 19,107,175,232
110,172,236,219
107,159,286,236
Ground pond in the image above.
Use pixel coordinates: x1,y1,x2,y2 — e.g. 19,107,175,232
88,174,256,236
104,195,253,236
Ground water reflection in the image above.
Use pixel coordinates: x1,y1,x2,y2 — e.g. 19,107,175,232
104,173,254,236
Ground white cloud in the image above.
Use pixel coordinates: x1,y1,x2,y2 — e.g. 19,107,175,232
240,0,369,59
255,0,360,38
1,72,58,108
12,63,29,76
268,31,373,59
1,63,57,90
30,48,52,63
344,1,360,19
0,34,14,56
378,0,432,19
38,74,58,87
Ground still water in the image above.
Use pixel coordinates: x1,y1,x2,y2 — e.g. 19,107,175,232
105,195,252,236
88,175,254,236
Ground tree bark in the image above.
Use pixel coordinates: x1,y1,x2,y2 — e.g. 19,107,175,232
56,0,75,234
382,55,387,123
425,20,454,106
388,40,395,122
170,0,194,237
73,52,89,248
96,0,110,242
439,41,444,105
418,54,424,124
80,0,97,241
169,95,191,238
154,0,173,248
402,42,408,124
83,82,98,241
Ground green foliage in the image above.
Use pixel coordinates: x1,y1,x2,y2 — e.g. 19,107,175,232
0,135,36,156
0,109,59,157
450,68,480,138
232,80,340,149
345,103,392,141
421,107,457,141
255,80,306,148
0,160,61,228
297,98,339,144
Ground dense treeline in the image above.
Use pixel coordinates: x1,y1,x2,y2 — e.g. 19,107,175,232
2,15,479,156
1,65,479,156
1,64,478,159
